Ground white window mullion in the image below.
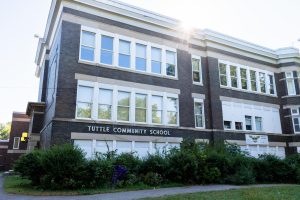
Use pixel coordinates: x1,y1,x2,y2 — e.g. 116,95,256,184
149,141,153,154
92,139,96,157
95,32,101,64
226,64,231,87
130,91,135,123
146,43,151,73
162,47,167,76
266,74,271,95
113,140,116,151
92,82,98,119
246,68,251,92
162,93,167,125
237,67,241,89
147,92,151,124
113,35,119,66
130,39,135,70
256,71,261,93
112,86,118,121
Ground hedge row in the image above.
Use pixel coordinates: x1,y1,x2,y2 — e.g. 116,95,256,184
13,141,300,190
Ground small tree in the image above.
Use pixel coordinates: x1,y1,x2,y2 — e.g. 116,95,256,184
0,122,11,140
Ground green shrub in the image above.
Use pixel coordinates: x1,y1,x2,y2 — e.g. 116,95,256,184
14,150,44,185
39,144,87,190
140,154,168,177
143,172,163,187
114,153,141,174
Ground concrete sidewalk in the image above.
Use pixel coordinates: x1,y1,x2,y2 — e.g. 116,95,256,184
0,175,289,200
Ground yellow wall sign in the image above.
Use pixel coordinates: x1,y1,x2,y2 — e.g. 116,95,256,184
21,132,28,142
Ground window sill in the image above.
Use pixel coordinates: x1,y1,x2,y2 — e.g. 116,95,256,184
78,59,179,80
282,95,300,98
193,82,203,86
220,85,278,98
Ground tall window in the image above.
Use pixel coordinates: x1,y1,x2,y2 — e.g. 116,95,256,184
151,47,162,74
219,63,227,86
151,96,163,124
192,57,201,83
98,89,112,120
245,116,252,130
194,101,204,128
80,31,95,61
117,91,130,121
268,75,275,95
230,65,238,88
118,40,131,68
255,117,263,131
250,70,257,91
100,35,114,65
77,86,93,118
293,117,300,133
135,44,147,71
166,51,176,76
286,72,296,95
240,68,248,90
259,72,266,93
135,94,147,123
166,97,178,125
13,137,20,149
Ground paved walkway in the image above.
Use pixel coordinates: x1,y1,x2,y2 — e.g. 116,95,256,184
0,175,289,200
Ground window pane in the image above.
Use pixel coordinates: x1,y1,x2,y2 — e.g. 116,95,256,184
95,141,113,154
136,44,146,58
235,122,243,130
194,102,202,115
219,63,227,86
240,68,248,90
119,54,130,68
119,40,130,54
268,75,275,94
101,35,113,50
294,118,300,132
167,111,177,124
152,110,162,124
167,97,177,112
82,31,95,47
74,140,92,158
259,72,266,93
230,65,238,88
166,64,175,76
135,108,146,123
99,89,112,104
195,115,203,127
151,47,161,61
117,107,130,121
250,70,257,91
224,121,231,129
118,91,130,106
152,61,161,74
77,102,92,118
136,57,146,71
101,50,113,65
116,141,132,154
152,96,163,110
98,105,111,120
135,94,147,108
287,79,295,95
255,117,262,131
192,58,200,71
135,141,149,158
245,116,252,130
81,46,94,61
166,51,176,65
193,72,200,82
78,86,93,102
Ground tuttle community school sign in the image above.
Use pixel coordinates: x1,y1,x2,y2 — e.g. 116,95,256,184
86,125,171,136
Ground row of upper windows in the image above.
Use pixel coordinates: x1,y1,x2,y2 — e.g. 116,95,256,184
80,27,177,78
79,27,280,96
224,115,263,132
285,71,300,96
218,61,276,96
76,80,205,128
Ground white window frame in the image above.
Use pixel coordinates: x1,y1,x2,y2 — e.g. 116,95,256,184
194,98,205,129
245,115,253,131
218,60,277,96
76,80,179,127
286,72,296,95
76,82,95,120
255,116,263,132
13,137,20,150
293,116,300,134
223,121,232,130
192,55,202,85
79,26,178,79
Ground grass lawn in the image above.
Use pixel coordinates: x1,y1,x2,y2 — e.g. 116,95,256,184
142,185,300,200
3,175,182,196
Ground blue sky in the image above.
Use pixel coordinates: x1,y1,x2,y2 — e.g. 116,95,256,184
0,0,300,123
